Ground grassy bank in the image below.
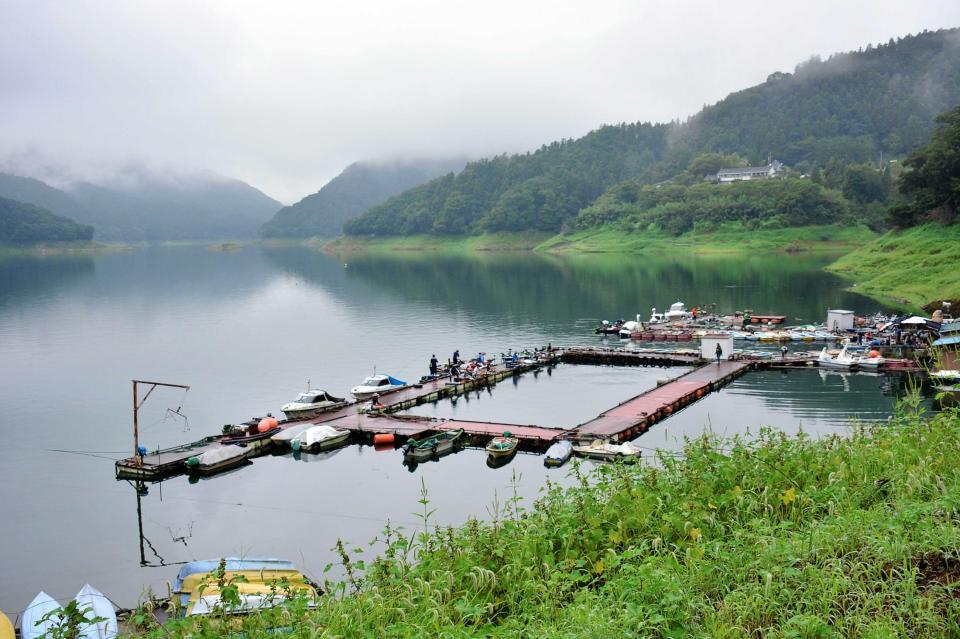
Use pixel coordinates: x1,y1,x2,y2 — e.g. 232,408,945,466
827,223,960,311
135,405,960,637
320,232,552,254
539,223,873,254
321,224,872,256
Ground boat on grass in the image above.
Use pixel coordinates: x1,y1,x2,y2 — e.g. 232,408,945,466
173,558,318,617
185,445,249,476
281,390,347,419
20,586,118,639
544,440,573,467
403,428,464,461
291,425,350,452
485,433,519,458
572,439,642,462
351,374,407,400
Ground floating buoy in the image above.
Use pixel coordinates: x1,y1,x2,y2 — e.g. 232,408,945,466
373,433,395,445
665,405,673,415
868,350,881,358
696,389,704,398
258,416,278,432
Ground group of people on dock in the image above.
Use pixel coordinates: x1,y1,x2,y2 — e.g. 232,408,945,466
429,348,501,383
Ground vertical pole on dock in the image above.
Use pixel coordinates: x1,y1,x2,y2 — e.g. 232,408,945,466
132,379,191,466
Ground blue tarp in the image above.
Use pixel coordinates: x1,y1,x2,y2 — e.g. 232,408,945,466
387,375,407,386
932,336,960,347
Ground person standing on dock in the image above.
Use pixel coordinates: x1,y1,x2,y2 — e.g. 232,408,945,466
715,342,723,364
780,345,788,360
453,349,460,365
429,354,438,376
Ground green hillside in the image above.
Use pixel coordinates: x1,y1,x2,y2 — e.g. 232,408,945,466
0,196,93,244
261,158,468,238
345,29,960,238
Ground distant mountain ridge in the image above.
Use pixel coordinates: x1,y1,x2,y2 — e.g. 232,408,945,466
344,28,960,237
0,171,281,241
260,158,469,238
0,196,93,244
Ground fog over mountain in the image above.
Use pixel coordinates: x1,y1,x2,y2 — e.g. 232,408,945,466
1,1,959,203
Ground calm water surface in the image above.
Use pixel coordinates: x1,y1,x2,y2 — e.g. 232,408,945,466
0,245,921,613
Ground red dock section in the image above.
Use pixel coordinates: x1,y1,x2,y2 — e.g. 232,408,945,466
575,360,751,441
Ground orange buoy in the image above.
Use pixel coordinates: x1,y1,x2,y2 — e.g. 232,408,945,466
868,350,881,358
373,433,395,445
696,389,704,398
258,416,278,432
665,405,673,415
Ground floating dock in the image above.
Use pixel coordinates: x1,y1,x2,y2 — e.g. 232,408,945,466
115,346,906,480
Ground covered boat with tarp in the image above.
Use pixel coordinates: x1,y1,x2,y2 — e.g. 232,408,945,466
185,445,249,476
173,558,319,617
402,428,464,461
291,425,350,452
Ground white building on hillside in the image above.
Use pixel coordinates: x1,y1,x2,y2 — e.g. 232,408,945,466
715,160,784,183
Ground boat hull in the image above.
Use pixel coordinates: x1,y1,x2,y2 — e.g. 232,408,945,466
281,402,347,420
296,431,350,452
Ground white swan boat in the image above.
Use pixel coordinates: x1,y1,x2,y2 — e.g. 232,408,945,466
281,389,347,419
572,439,642,462
817,343,861,370
350,374,407,400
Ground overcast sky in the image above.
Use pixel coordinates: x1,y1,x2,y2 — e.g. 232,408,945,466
1,1,959,203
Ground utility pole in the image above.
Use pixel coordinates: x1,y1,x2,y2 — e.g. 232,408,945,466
132,379,190,465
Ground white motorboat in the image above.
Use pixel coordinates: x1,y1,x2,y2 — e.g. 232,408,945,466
350,374,407,400
281,389,347,419
618,320,639,338
649,302,691,324
857,353,886,370
817,342,861,370
291,425,350,452
572,439,642,462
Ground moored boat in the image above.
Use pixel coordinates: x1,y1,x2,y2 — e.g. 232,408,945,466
20,592,60,639
351,374,407,400
185,445,249,476
544,440,573,467
74,584,118,639
0,611,13,639
485,432,519,458
281,390,347,419
403,428,464,460
817,342,861,370
291,425,350,452
572,439,642,462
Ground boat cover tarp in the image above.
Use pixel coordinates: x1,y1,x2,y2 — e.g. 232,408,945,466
20,592,61,639
198,445,246,466
298,425,347,447
271,423,312,442
933,336,960,347
74,584,118,639
175,559,297,607
545,440,573,461
386,376,406,386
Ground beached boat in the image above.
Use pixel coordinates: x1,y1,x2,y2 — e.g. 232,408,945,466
572,439,642,462
20,592,60,639
403,428,465,461
485,433,519,458
185,445,248,476
0,611,13,639
350,374,407,400
281,390,347,419
74,584,118,639
544,440,573,467
173,558,318,617
291,425,350,452
818,343,860,370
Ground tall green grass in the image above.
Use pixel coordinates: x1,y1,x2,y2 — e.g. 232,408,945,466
827,223,960,310
133,404,960,637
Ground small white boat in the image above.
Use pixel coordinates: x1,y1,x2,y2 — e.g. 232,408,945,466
74,584,118,639
21,592,61,639
618,320,639,338
857,354,886,370
350,374,407,400
270,422,313,444
544,440,573,467
817,343,861,370
185,445,249,476
572,439,642,462
291,425,350,452
281,389,347,419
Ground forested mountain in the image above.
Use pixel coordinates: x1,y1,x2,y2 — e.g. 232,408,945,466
66,175,281,241
260,158,469,238
0,196,93,244
345,28,960,237
0,172,90,222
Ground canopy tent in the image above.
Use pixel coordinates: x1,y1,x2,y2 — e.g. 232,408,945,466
892,316,941,330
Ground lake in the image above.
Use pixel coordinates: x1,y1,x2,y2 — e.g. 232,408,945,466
0,244,922,614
